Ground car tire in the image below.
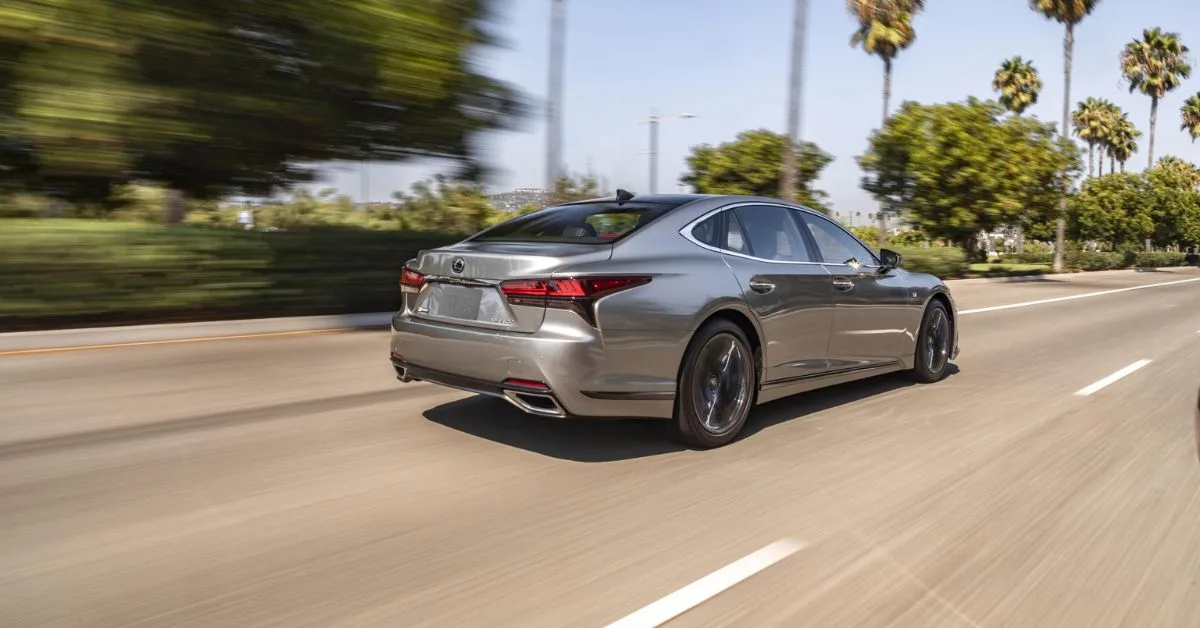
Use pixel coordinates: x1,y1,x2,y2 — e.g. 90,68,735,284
668,319,758,449
908,299,953,383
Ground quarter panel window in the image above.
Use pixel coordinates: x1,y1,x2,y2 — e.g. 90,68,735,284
691,215,720,247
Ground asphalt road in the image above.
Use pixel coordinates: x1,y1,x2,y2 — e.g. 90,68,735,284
2,269,1200,628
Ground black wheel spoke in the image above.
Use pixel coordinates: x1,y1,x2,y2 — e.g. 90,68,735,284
694,334,752,435
924,308,950,373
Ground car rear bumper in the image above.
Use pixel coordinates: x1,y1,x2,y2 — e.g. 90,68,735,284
389,311,682,419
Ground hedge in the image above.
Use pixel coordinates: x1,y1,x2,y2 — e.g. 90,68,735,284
1009,250,1189,270
0,220,460,330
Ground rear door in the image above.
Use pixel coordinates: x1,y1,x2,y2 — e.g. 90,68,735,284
702,203,834,384
797,211,914,367
408,200,679,333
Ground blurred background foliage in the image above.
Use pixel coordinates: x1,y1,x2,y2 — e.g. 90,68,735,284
0,0,525,204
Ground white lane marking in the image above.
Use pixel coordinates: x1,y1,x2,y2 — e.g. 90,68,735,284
958,277,1200,316
604,538,806,628
1074,359,1152,396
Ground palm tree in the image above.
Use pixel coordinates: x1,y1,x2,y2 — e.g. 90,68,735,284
1028,0,1102,273
847,0,926,125
1120,28,1192,168
1072,97,1111,177
993,56,1043,115
1182,93,1200,142
1095,100,1121,175
1107,113,1141,173
847,0,925,246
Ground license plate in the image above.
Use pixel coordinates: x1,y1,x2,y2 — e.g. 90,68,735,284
427,283,484,320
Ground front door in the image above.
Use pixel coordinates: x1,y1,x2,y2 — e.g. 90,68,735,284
798,212,914,369
714,204,834,384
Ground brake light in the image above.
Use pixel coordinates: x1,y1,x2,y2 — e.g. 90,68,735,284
498,276,651,327
400,267,424,288
499,276,650,298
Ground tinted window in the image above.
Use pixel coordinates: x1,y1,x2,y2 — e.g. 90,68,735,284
474,201,678,243
799,213,878,266
691,215,720,247
732,205,814,262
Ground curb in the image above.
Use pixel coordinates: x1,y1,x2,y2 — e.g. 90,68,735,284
0,312,394,353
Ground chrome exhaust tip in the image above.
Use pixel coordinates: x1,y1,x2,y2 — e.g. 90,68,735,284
502,390,567,418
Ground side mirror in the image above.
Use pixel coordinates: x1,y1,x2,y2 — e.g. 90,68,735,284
879,248,902,272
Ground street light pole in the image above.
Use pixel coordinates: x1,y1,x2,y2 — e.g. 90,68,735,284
545,0,567,190
640,110,696,194
779,0,809,201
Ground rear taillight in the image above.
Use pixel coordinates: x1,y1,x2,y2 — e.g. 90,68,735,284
400,267,424,289
499,276,650,326
499,276,650,299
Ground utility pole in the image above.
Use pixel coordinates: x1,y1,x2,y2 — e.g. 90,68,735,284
545,0,567,190
641,110,696,194
779,0,809,202
360,161,369,206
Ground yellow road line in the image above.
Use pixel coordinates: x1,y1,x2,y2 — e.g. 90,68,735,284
0,327,363,357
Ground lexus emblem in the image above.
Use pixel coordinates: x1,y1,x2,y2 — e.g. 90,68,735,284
451,258,465,274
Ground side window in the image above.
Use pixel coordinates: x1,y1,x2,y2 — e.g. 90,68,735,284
799,213,878,266
691,215,720,247
732,205,814,262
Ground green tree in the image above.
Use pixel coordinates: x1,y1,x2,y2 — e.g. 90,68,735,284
1121,28,1192,168
1028,0,1103,272
550,175,601,204
993,56,1043,116
680,129,834,212
1182,93,1200,142
1068,174,1154,247
1145,166,1200,246
858,98,1081,252
0,0,525,218
390,175,497,233
1153,156,1200,189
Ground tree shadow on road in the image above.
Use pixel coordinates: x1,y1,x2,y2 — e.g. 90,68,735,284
422,364,959,462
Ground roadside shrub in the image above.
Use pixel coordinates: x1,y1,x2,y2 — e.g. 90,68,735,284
1011,252,1053,265
1064,251,1126,271
895,246,968,278
1133,251,1188,268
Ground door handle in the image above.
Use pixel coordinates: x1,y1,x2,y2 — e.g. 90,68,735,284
748,279,776,294
832,277,854,291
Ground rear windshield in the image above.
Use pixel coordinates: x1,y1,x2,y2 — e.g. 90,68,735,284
472,201,681,244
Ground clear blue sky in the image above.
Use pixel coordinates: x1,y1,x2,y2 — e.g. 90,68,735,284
323,0,1198,217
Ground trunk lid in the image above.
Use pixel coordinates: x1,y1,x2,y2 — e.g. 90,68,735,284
409,241,613,333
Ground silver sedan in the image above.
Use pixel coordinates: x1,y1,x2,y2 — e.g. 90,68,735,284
390,191,959,448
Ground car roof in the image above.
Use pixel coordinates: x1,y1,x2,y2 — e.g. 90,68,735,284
569,193,816,210
569,193,719,205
